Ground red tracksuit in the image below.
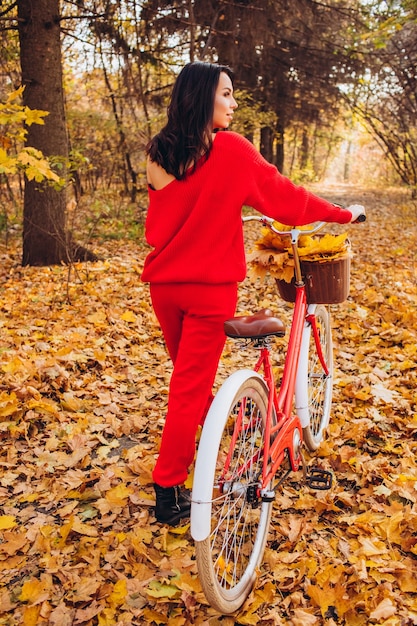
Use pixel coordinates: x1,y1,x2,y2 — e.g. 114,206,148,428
141,131,351,487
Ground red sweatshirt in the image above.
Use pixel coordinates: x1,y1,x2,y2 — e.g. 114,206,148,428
141,131,351,284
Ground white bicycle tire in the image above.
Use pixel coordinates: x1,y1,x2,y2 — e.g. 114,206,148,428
295,304,333,451
191,369,273,614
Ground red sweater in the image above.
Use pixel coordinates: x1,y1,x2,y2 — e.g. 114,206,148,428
141,131,351,284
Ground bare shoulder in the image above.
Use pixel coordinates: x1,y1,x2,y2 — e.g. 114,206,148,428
147,157,175,190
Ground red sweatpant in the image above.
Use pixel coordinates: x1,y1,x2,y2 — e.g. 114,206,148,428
150,282,238,487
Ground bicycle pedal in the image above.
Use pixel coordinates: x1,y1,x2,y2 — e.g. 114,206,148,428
306,467,333,490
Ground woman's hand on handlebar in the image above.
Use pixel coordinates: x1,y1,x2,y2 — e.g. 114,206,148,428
348,204,366,223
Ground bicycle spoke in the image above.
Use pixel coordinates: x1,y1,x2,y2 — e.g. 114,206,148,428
209,398,265,588
297,305,333,451
194,375,273,612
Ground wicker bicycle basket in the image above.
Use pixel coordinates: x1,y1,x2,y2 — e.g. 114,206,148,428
276,253,351,304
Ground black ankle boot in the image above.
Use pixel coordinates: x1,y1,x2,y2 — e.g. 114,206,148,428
154,484,191,526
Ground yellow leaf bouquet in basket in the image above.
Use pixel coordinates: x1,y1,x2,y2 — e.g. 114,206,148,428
247,222,351,304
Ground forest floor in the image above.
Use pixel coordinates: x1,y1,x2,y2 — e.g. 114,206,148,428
0,185,416,625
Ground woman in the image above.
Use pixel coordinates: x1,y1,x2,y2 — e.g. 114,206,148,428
141,61,364,525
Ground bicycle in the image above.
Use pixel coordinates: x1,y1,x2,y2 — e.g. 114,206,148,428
190,214,365,614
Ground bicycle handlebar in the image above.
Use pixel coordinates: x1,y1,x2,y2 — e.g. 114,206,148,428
354,213,367,223
243,212,366,238
242,215,326,239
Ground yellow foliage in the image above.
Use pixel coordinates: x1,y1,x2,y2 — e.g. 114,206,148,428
105,483,133,506
19,578,51,605
108,579,127,607
121,310,138,323
0,190,416,624
0,515,17,530
0,147,17,174
26,397,59,415
142,608,169,624
98,608,116,626
0,88,62,184
22,605,41,626
147,580,180,599
248,226,350,282
17,147,61,183
24,107,48,126
71,516,99,537
0,392,20,418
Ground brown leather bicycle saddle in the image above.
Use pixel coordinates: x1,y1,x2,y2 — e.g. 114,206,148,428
224,308,286,339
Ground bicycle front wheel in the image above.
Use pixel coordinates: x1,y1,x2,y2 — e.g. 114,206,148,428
295,304,333,451
191,370,273,615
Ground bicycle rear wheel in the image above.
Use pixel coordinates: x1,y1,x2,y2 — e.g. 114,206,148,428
191,370,273,615
295,304,333,451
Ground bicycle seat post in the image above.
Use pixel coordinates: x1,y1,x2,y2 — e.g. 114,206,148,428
290,229,303,285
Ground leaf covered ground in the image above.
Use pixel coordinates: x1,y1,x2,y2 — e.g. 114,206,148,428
0,186,416,626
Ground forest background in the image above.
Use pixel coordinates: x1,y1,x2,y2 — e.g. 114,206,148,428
0,0,416,264
0,1,416,625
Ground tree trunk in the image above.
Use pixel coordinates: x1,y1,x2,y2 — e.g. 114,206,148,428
275,120,285,174
300,128,309,171
260,126,274,163
344,139,352,182
17,0,96,265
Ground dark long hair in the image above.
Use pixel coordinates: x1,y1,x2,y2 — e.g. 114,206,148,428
146,62,234,180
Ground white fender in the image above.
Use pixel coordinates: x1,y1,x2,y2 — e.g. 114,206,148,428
191,369,264,542
295,304,317,428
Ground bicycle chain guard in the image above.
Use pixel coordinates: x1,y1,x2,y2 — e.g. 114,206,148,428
306,467,333,490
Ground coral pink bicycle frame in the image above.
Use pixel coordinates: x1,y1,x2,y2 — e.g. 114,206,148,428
220,232,331,496
256,284,329,491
